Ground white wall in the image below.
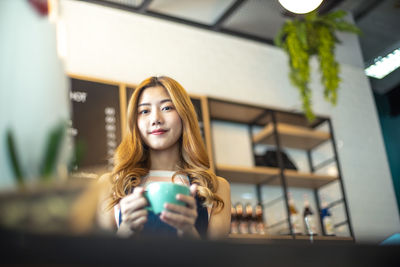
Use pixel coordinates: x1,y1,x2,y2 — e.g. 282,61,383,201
59,0,400,242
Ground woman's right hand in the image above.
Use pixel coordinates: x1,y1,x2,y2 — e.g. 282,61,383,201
117,187,148,237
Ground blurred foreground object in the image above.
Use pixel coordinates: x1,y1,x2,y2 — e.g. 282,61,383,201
0,179,89,233
0,0,101,236
0,0,70,188
275,10,361,121
0,175,110,235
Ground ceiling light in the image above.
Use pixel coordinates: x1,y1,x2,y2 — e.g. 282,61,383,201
365,48,400,79
241,193,254,200
278,0,324,14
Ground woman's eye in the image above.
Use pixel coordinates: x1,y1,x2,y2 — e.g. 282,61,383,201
162,106,174,111
139,109,149,114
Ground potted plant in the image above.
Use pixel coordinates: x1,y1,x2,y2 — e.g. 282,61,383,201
275,10,361,121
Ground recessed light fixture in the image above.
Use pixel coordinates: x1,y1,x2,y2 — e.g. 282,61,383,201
241,193,254,200
278,0,324,14
365,48,400,79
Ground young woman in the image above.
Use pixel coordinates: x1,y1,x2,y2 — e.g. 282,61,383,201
100,76,231,239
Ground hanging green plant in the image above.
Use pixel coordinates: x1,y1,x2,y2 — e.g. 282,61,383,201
275,10,361,121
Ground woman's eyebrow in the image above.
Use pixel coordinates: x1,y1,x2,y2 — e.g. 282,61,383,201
138,99,172,107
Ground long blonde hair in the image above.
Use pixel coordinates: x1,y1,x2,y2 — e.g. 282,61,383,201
108,76,223,212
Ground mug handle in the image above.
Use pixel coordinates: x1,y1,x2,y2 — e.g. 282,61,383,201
142,191,153,212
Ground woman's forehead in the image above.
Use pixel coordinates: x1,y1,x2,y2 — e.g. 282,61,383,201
138,86,171,104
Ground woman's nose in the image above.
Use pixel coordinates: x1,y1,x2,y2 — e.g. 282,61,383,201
150,110,163,126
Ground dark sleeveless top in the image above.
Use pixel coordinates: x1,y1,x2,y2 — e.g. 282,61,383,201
118,177,209,239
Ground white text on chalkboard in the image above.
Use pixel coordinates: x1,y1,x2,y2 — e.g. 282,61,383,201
70,91,87,103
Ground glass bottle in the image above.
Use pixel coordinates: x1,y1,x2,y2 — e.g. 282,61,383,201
246,203,257,234
288,193,302,235
255,203,266,235
236,202,248,234
303,194,317,235
230,205,239,234
320,201,335,236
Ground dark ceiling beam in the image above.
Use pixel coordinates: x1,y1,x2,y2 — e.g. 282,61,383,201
354,0,384,21
212,0,247,30
137,0,152,13
81,0,148,14
78,0,274,46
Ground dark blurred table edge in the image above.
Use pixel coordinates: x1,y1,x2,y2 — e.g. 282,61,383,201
0,228,398,267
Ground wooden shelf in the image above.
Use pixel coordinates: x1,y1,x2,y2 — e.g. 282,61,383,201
256,111,326,128
280,169,337,188
208,97,327,127
216,164,337,188
253,123,331,150
216,164,279,184
209,99,265,125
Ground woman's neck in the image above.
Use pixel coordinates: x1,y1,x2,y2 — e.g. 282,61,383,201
149,143,181,171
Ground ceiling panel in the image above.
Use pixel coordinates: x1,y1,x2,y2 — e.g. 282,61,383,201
356,0,400,61
222,0,286,40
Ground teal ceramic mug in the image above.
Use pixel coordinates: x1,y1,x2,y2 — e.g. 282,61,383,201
144,182,190,214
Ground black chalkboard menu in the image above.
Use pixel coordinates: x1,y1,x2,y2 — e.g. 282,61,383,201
69,78,122,171
190,98,205,141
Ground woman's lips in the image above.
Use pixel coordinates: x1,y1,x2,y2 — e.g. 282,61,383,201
150,129,168,135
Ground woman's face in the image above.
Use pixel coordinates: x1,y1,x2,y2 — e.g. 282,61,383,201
137,86,182,151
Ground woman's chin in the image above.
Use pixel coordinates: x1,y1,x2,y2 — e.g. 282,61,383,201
148,143,173,151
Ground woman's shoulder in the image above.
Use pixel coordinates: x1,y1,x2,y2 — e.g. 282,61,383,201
98,172,113,185
215,176,230,192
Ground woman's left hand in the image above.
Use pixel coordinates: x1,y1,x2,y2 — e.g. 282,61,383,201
160,184,200,238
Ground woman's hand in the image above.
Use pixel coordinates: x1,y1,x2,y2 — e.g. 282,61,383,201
117,187,148,237
160,184,200,239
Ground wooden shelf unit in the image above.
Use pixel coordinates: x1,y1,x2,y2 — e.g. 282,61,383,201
216,164,337,188
252,123,331,150
206,96,353,240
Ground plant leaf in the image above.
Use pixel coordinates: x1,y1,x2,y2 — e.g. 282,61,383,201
6,129,24,186
40,122,66,179
321,10,347,21
296,21,308,49
334,21,362,34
